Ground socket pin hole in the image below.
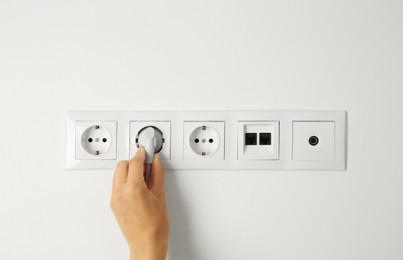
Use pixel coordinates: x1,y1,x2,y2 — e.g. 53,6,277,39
102,138,107,142
195,138,199,143
88,138,93,143
209,138,213,143
309,136,319,146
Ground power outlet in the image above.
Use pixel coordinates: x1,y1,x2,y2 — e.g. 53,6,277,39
129,121,171,160
66,111,346,170
183,121,225,160
75,121,117,160
292,121,335,161
237,121,279,160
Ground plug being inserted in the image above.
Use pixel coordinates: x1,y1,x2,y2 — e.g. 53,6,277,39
135,126,164,184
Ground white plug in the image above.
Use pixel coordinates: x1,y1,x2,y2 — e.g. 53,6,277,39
136,126,164,184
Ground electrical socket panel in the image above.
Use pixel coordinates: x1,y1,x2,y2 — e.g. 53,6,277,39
65,110,347,170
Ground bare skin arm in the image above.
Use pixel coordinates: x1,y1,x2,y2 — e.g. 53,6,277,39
110,147,169,260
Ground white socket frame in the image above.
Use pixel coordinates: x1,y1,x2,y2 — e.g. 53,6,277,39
293,121,336,161
65,110,347,171
238,121,280,160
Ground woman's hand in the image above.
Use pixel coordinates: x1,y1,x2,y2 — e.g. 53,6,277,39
110,147,169,260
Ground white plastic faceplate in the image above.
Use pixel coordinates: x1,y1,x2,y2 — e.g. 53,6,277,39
65,110,347,171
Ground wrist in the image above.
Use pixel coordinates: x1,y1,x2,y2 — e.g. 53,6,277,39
129,240,168,260
130,249,167,260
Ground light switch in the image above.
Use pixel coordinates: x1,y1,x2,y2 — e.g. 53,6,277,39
293,121,335,161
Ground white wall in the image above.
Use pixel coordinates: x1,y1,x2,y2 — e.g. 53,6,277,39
1,0,402,259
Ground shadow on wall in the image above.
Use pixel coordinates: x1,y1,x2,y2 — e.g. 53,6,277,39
165,172,200,260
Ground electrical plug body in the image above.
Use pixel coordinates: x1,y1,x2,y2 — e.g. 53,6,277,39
136,126,164,184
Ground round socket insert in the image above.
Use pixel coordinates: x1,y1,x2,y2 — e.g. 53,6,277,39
189,125,220,157
81,125,112,156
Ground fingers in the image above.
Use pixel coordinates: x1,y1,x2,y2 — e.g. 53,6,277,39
127,146,147,186
149,153,165,197
113,160,129,191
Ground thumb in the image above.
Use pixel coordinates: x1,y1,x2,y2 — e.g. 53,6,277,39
149,153,165,197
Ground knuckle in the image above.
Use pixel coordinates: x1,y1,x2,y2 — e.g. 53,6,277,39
109,200,116,210
110,194,123,209
127,184,146,196
110,198,118,211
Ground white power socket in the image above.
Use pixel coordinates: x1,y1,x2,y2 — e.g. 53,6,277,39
65,110,347,170
75,121,117,160
183,121,225,160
